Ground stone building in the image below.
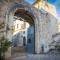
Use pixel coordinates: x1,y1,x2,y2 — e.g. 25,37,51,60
0,0,58,54
33,0,57,17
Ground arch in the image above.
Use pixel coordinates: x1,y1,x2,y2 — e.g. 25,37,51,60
14,9,35,25
8,3,35,18
6,3,41,54
7,3,37,27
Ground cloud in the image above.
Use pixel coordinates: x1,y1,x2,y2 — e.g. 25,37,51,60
25,0,36,4
53,0,60,19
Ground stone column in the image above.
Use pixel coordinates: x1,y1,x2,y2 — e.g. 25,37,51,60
35,20,41,54
5,11,11,59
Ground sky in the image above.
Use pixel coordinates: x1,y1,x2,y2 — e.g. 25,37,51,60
48,0,60,21
25,0,60,21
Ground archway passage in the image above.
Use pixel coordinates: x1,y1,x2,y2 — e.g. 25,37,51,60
12,9,35,54
14,9,34,25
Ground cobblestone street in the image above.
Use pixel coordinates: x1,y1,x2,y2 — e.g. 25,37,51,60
11,53,60,60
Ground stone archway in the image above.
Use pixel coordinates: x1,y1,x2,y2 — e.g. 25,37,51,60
6,3,42,54
0,0,58,59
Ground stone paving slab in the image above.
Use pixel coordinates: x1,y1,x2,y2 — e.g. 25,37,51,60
11,54,60,60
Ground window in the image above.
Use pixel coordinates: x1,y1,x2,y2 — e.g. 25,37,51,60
17,24,18,28
23,37,26,46
28,38,31,43
23,31,25,34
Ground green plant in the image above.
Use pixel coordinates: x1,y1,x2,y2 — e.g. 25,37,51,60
55,45,60,52
0,36,11,60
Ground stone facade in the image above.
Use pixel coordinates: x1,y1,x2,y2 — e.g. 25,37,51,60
0,0,58,54
33,0,57,17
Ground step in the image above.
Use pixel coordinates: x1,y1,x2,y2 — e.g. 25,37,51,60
12,46,27,53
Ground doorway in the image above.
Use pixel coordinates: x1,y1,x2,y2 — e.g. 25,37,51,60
12,9,35,54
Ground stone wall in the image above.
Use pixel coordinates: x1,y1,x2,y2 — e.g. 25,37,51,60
0,0,58,54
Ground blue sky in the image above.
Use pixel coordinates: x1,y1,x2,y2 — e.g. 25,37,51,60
48,0,60,20
25,0,60,20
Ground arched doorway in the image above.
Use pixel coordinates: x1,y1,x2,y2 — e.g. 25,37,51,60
7,3,42,54
12,9,35,54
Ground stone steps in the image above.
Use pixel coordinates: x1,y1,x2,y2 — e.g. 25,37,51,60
11,46,27,58
12,46,27,53
11,49,27,59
